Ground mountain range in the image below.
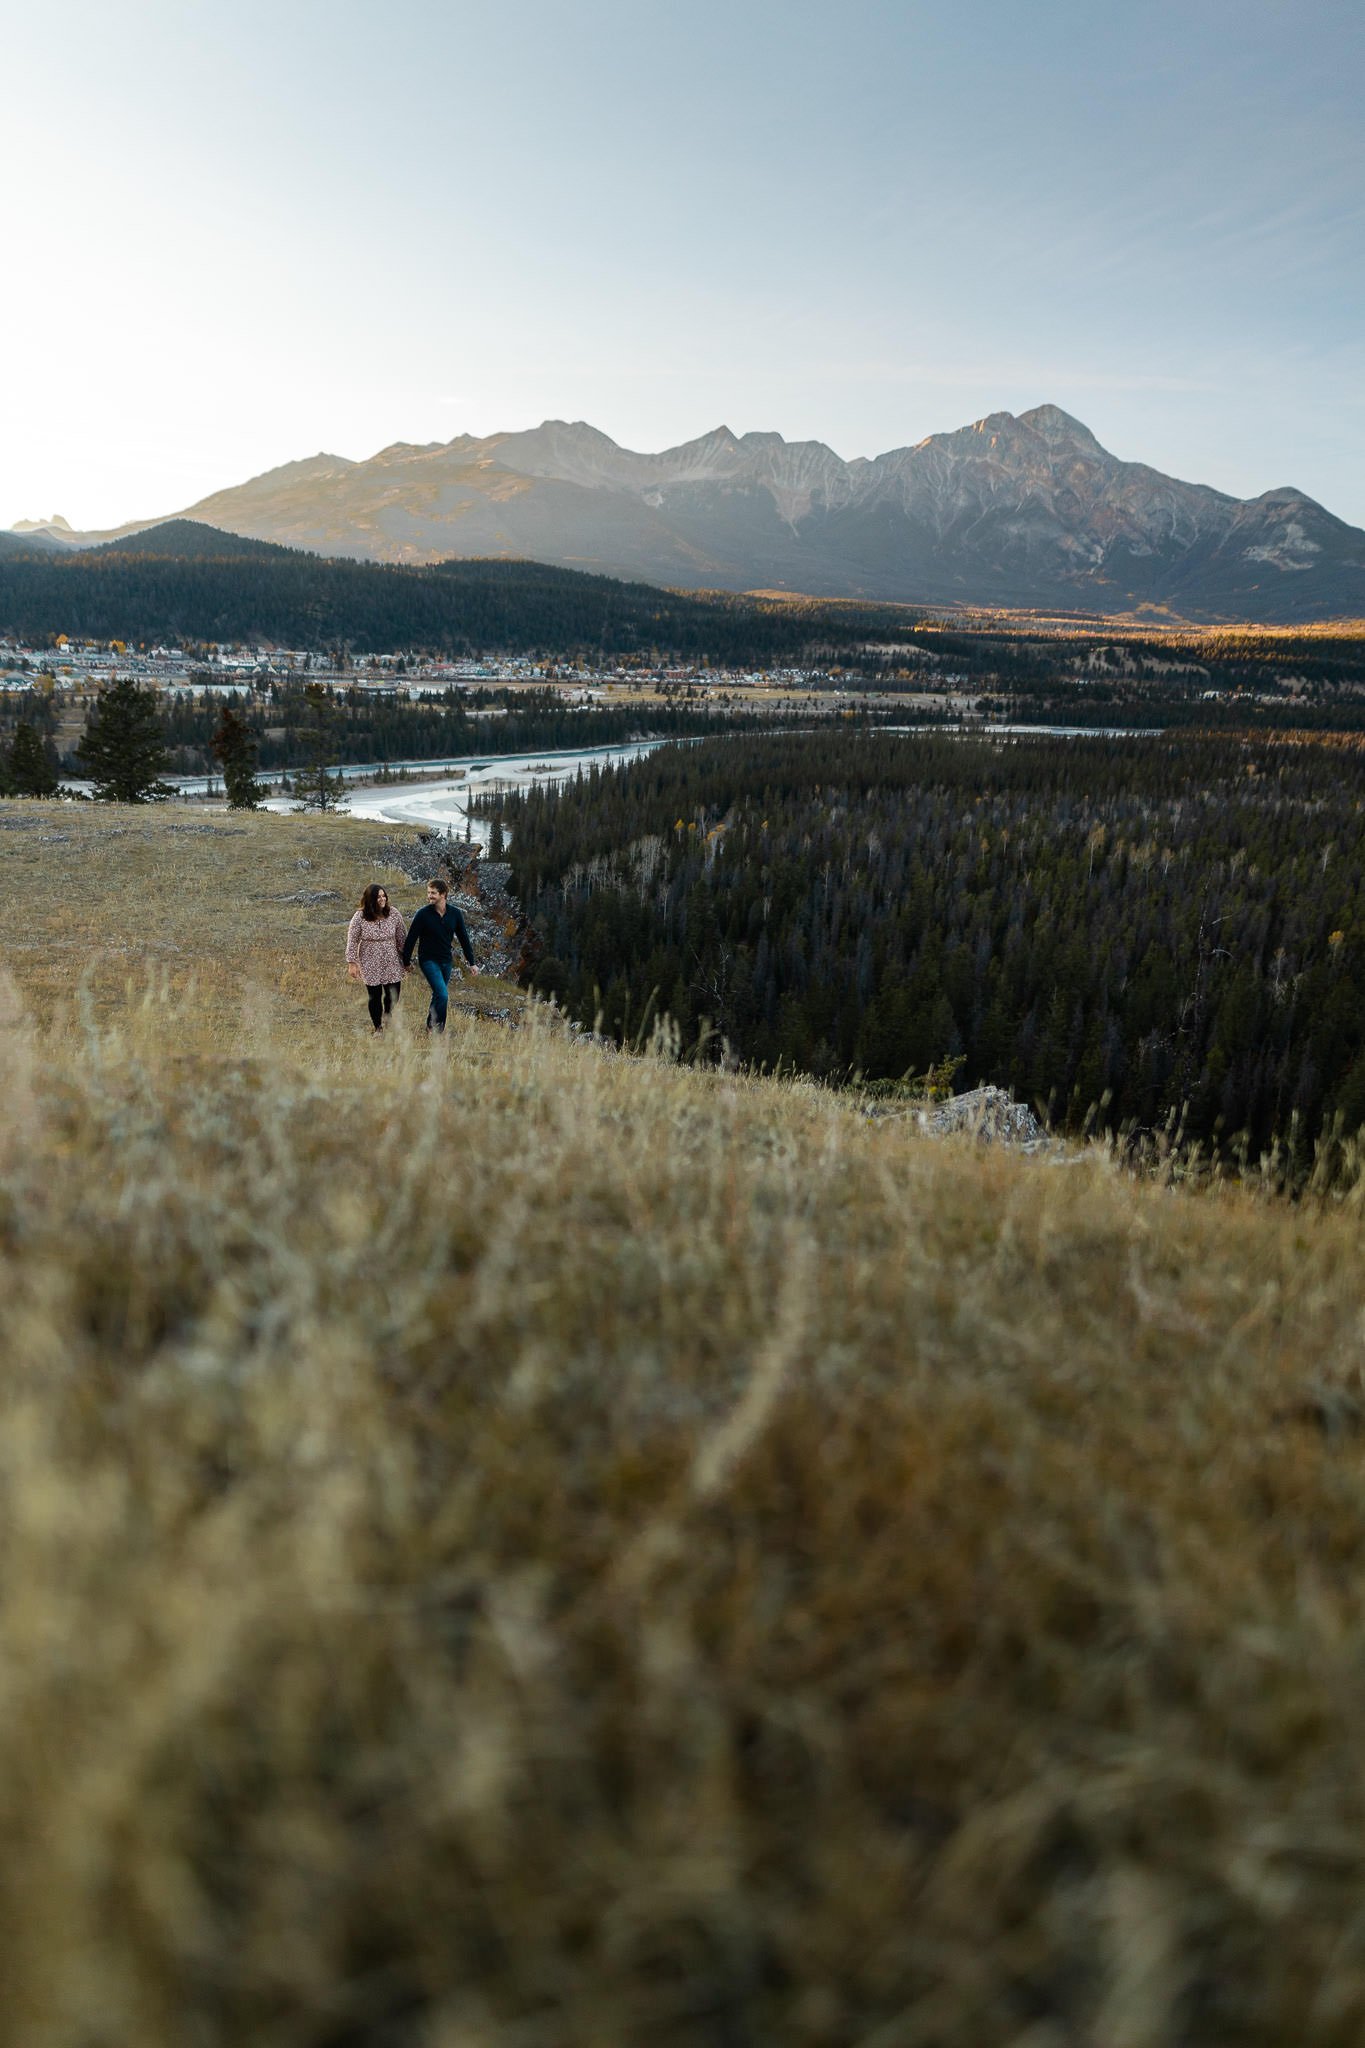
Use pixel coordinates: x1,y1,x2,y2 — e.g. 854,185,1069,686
12,406,1365,621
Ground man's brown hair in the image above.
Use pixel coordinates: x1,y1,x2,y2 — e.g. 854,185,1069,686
429,877,449,898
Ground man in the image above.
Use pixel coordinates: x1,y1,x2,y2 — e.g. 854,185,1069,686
400,875,479,1033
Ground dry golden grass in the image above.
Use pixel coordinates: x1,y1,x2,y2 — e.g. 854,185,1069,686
4,799,1365,2045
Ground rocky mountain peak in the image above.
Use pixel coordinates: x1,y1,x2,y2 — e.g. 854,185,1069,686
1018,403,1105,454
534,419,622,449
243,453,359,488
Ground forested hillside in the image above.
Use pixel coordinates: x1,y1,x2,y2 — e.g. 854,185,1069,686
504,730,1365,1172
9,526,1365,730
0,524,927,666
7,525,1365,726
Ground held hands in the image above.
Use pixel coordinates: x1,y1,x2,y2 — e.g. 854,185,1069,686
347,962,362,982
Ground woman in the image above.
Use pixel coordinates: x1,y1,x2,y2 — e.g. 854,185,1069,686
345,884,407,1032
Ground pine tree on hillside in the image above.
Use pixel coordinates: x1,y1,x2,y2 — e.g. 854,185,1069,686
79,679,174,802
210,702,264,809
8,722,59,797
298,683,343,812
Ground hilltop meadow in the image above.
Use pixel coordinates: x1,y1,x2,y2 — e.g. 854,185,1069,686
5,800,1365,2045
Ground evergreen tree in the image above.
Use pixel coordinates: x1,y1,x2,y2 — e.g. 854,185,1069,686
298,683,344,812
210,702,264,808
8,723,59,796
78,680,173,802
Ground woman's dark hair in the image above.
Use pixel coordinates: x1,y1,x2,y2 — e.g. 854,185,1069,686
359,883,389,922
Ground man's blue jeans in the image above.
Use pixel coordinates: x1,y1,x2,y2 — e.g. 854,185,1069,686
419,958,452,1032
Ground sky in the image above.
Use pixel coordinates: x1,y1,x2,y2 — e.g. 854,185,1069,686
4,0,1363,530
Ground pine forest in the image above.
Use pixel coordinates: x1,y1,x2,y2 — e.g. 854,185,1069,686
501,729,1365,1177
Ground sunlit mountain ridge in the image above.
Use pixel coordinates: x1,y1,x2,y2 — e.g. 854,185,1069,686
12,405,1365,621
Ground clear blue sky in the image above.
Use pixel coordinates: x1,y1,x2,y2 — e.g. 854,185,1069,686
5,0,1363,529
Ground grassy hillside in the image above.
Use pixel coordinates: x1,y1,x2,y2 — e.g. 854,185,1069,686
4,801,1365,2045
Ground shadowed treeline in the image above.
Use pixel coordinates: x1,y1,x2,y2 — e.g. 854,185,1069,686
504,729,1365,1174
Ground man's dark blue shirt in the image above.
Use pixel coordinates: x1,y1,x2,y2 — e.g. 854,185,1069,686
401,901,475,971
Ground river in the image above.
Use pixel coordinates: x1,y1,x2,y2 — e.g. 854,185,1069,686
261,738,676,845
267,723,1162,839
113,722,1161,840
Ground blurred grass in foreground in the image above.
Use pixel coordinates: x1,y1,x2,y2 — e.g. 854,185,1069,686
3,802,1365,2045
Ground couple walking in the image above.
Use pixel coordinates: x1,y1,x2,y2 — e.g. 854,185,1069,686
345,876,478,1035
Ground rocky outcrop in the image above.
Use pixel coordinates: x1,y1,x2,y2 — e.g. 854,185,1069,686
912,1086,1050,1149
864,1083,1064,1155
375,833,539,983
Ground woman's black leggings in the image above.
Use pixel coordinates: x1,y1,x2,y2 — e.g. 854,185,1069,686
366,982,401,1030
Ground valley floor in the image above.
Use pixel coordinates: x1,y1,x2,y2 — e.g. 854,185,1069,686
2,799,1365,2045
